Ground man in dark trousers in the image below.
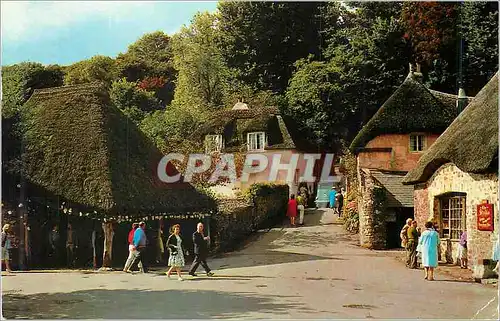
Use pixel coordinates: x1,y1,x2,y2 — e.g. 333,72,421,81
189,222,214,277
131,221,148,273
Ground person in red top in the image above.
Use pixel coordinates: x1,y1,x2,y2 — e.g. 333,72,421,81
123,223,139,272
287,194,298,227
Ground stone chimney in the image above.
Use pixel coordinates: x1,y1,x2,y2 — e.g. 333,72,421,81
407,63,424,83
456,87,468,114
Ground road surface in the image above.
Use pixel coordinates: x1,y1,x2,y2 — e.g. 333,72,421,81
2,209,498,319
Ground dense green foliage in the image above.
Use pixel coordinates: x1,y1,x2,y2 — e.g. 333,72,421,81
2,62,64,118
64,55,116,85
2,1,498,157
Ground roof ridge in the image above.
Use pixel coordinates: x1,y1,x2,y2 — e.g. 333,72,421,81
350,75,458,151
32,81,105,95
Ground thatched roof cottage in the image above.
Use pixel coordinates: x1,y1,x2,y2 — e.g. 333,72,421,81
192,101,316,197
349,64,473,249
403,72,498,280
20,82,216,217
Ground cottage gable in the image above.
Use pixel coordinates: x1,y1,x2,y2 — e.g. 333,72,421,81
403,72,499,185
350,69,472,152
194,103,296,152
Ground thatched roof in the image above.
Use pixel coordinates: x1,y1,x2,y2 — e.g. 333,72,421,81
20,82,216,215
350,72,472,151
403,72,499,185
193,105,296,151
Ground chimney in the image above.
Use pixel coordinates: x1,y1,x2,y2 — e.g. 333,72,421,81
407,62,423,83
456,87,468,114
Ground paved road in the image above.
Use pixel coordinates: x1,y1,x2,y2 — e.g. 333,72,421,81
2,209,499,319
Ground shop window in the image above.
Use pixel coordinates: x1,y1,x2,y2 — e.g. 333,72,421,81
439,194,466,240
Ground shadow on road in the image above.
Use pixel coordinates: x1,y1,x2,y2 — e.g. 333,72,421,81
212,227,347,271
2,288,314,319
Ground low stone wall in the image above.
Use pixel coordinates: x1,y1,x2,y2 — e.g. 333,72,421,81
211,184,288,253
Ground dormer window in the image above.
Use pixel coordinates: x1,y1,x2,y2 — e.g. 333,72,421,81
247,132,266,152
409,134,425,152
205,134,224,153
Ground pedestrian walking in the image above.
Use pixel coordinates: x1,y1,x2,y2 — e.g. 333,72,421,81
130,221,148,273
336,190,344,217
400,218,412,267
418,221,440,281
299,185,309,208
458,230,467,269
297,193,306,226
66,223,78,268
407,220,420,269
123,222,139,273
188,223,213,277
329,187,337,209
286,194,298,227
166,224,187,281
1,224,12,273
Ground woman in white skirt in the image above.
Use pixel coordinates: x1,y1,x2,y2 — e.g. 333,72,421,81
166,224,187,281
458,231,467,269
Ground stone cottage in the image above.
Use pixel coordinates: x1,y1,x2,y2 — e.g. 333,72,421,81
403,72,498,280
350,64,472,249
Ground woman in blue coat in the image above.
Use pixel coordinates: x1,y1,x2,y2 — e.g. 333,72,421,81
418,221,440,281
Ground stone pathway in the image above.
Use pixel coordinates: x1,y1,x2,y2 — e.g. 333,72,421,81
2,209,498,319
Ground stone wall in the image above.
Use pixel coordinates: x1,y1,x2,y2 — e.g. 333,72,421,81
211,184,288,252
413,163,498,279
358,168,387,249
413,185,429,231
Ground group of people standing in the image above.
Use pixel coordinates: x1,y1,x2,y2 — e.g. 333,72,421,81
286,186,345,227
122,221,213,281
401,219,441,281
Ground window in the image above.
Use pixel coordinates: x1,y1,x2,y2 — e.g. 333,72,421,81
409,134,425,152
439,195,466,240
205,134,224,153
247,132,266,151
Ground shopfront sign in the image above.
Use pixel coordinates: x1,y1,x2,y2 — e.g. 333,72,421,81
477,200,494,231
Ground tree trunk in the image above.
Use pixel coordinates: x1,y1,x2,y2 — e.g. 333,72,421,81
102,222,114,268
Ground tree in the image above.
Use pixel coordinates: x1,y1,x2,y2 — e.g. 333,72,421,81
115,31,176,105
109,78,160,124
286,8,411,153
64,55,116,85
401,2,459,66
2,62,64,119
460,1,499,95
171,12,231,112
217,1,330,93
286,59,342,151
